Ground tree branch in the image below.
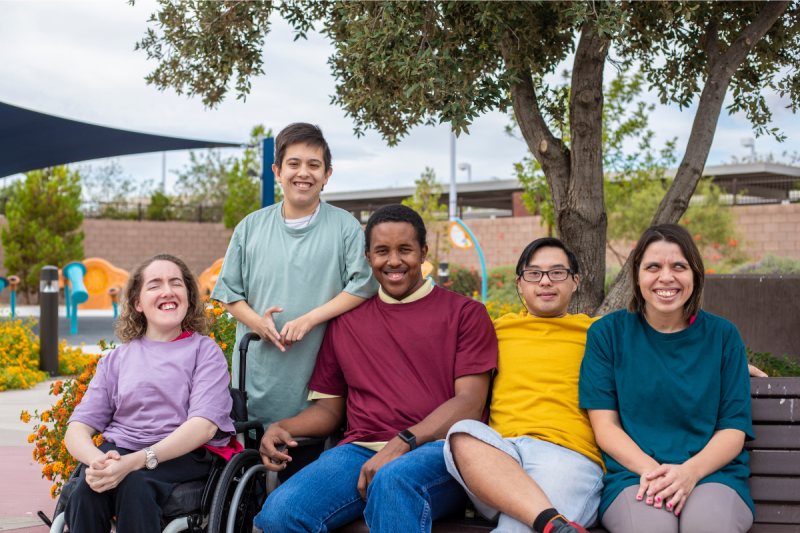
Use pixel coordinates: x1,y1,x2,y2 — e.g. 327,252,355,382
500,38,570,207
597,1,790,316
705,17,720,71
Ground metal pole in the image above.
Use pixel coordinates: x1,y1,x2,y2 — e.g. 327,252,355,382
262,137,276,208
454,218,487,303
438,261,449,287
449,131,457,221
161,152,167,193
39,266,59,377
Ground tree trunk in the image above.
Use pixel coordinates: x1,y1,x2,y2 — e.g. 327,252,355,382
561,27,608,316
596,1,790,316
504,27,609,315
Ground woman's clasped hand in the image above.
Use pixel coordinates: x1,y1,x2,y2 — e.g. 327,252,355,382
638,463,698,515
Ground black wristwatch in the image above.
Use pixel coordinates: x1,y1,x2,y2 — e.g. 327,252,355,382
396,429,417,451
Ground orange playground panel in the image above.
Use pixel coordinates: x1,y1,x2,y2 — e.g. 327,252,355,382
199,258,224,296
77,258,129,310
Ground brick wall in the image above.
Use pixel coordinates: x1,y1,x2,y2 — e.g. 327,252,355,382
732,203,800,257
438,203,800,271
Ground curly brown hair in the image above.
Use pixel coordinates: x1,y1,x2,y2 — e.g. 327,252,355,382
115,254,209,343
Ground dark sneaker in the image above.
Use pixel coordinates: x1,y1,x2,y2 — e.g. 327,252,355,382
543,516,590,533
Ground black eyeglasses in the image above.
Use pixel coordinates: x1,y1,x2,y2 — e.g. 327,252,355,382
520,269,573,282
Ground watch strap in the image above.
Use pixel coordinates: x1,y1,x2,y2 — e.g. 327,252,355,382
396,429,417,451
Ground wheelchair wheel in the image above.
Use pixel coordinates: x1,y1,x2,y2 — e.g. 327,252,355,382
207,449,267,533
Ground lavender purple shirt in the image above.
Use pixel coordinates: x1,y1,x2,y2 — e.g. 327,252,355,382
69,333,235,450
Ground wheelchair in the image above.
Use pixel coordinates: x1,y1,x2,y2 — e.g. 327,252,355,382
46,332,329,533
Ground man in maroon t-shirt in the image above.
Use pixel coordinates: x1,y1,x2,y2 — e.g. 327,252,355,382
253,204,498,533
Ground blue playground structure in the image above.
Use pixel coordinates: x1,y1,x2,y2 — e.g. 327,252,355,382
62,262,88,335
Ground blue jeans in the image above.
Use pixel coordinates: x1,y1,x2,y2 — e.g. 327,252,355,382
254,442,468,533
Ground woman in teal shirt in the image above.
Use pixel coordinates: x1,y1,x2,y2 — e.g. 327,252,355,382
579,224,754,533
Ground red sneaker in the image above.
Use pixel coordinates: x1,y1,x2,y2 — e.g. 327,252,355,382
543,515,590,533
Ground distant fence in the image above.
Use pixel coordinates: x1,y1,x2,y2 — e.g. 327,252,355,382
704,274,800,361
0,198,224,223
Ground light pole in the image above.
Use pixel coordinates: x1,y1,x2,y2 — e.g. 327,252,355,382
449,131,457,221
458,162,472,182
741,138,756,161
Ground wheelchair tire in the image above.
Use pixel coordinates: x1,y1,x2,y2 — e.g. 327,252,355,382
207,449,267,533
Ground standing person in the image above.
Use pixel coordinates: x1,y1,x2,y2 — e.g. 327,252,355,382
580,224,754,533
254,204,498,533
211,123,378,429
63,254,237,533
444,238,602,533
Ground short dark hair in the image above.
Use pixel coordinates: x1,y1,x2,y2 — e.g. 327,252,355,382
515,237,579,278
364,204,427,252
275,123,332,173
628,223,705,317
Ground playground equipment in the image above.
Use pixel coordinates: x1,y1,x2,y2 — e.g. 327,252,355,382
79,258,129,310
62,262,88,335
108,287,120,319
199,258,224,296
421,260,434,280
448,218,487,302
7,276,19,317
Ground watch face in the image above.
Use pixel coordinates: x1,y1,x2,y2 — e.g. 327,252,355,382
146,457,158,469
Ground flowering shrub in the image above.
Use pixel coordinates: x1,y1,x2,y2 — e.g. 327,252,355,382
485,300,525,320
22,346,104,498
205,296,237,373
0,318,91,391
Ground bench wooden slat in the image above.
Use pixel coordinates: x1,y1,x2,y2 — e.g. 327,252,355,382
755,504,800,525
749,525,800,533
750,477,800,502
752,378,800,399
753,399,800,423
750,451,800,475
747,426,800,449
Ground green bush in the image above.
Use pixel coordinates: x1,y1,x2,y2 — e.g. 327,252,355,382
732,254,800,275
747,348,800,377
447,264,481,297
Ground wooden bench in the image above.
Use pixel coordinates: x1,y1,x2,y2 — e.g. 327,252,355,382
334,377,800,533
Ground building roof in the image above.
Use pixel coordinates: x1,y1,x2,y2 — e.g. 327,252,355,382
322,162,800,213
0,101,241,178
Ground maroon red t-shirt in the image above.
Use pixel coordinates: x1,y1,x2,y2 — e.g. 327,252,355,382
308,286,498,445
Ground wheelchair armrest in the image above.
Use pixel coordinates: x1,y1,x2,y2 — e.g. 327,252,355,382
293,436,328,447
233,420,263,437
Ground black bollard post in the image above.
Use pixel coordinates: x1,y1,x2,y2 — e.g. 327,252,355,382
438,261,449,287
39,266,59,377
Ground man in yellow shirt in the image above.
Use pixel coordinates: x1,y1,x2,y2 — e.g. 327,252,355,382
444,238,601,533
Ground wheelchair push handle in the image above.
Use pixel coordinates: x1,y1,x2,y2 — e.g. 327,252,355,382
237,332,261,392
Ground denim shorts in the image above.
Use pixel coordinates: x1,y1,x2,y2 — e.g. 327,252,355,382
444,420,604,531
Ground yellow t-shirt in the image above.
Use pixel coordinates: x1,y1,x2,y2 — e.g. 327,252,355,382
489,311,604,470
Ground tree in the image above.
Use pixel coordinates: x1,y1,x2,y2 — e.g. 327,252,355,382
1,167,84,303
133,1,798,315
174,125,278,229
607,178,747,270
402,168,450,280
224,126,280,229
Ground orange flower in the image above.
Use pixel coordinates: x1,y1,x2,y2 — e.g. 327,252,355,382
712,243,719,248
41,412,50,422
20,410,30,424
712,255,720,261
50,485,57,499
682,219,691,224
27,433,36,444
693,234,702,240
728,239,738,246
706,268,716,274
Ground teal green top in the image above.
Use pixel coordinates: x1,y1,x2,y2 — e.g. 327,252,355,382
211,201,378,428
579,309,754,520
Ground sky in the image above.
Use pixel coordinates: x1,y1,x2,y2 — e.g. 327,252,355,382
0,1,798,196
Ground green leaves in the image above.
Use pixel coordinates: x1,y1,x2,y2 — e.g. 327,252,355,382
1,167,84,302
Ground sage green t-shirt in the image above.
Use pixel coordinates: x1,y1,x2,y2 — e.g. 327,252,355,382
211,201,378,428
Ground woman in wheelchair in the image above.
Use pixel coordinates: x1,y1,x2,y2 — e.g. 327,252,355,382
63,254,239,533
